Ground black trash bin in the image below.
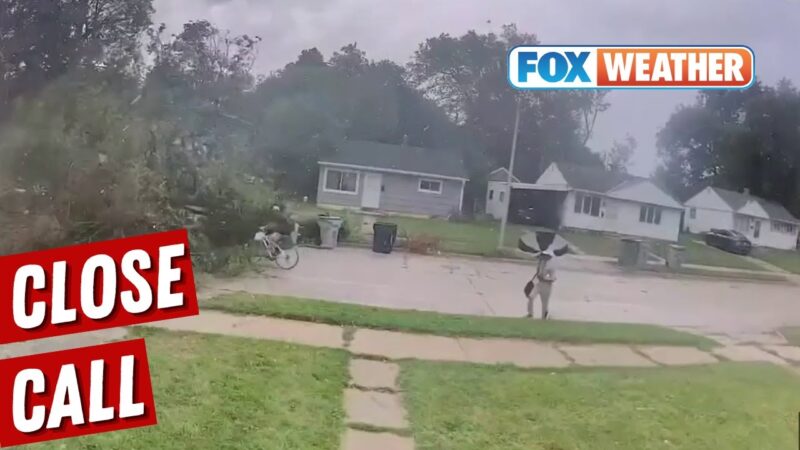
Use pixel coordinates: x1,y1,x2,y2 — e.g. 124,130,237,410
372,222,398,254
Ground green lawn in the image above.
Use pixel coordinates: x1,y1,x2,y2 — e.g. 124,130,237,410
203,293,716,348
560,230,622,257
289,202,534,256
401,361,800,450
26,328,348,450
778,326,800,346
650,234,765,271
753,247,800,274
385,215,529,255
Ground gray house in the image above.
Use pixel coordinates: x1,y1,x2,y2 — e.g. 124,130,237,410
316,140,469,217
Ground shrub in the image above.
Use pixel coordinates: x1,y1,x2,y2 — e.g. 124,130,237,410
408,233,441,254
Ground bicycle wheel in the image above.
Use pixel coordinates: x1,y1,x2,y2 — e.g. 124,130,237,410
274,246,300,270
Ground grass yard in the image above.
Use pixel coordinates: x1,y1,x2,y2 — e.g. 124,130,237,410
288,202,533,255
204,293,716,348
26,328,348,450
778,326,800,346
400,361,800,450
650,234,765,271
560,230,621,257
384,215,529,255
753,247,800,274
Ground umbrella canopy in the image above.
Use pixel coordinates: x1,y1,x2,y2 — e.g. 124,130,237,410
518,229,569,256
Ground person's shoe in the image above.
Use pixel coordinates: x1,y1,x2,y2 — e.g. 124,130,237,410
543,312,550,320
525,313,533,318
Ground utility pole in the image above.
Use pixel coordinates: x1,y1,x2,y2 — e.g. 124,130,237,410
498,96,521,250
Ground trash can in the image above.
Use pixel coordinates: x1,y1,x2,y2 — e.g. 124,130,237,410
372,222,398,254
618,238,644,267
665,244,685,269
317,215,344,249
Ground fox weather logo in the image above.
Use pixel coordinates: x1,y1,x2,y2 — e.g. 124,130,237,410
508,45,754,90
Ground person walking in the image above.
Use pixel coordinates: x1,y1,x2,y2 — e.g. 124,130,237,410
519,231,569,320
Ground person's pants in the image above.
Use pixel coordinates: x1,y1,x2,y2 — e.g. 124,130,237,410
527,281,554,318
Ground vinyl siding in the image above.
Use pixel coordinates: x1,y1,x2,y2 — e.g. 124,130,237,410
316,165,463,216
379,172,462,216
562,191,680,241
684,207,735,234
316,166,362,208
485,181,509,219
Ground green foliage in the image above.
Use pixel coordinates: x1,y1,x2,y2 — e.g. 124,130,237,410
407,24,606,178
657,80,800,214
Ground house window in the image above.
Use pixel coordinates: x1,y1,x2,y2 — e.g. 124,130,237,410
489,190,494,200
324,169,358,193
689,208,697,219
419,178,442,194
771,221,796,234
639,205,662,225
574,193,601,217
499,191,505,202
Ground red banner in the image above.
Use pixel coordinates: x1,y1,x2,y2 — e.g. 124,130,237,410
0,230,199,344
0,339,157,447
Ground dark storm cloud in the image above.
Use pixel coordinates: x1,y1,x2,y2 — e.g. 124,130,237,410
154,0,800,175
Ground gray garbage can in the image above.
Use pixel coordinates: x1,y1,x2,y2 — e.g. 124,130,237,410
666,244,685,269
317,215,344,249
618,238,644,267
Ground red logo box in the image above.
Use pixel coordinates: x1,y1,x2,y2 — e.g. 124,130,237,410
0,230,199,344
0,339,156,447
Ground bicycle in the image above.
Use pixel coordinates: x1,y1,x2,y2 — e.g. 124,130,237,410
253,225,300,270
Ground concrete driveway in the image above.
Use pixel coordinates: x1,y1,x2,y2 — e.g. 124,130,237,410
204,246,800,340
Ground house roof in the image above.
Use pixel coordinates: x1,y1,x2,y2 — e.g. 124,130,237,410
318,140,469,180
709,187,799,224
487,167,520,183
555,162,641,193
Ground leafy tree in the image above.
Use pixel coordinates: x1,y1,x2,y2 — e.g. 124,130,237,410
657,80,800,215
407,24,607,180
604,135,636,173
0,0,153,116
247,44,474,197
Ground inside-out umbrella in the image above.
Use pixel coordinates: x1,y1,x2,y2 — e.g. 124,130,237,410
517,228,570,257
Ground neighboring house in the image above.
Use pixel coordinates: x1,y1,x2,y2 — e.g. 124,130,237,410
683,186,800,250
487,162,684,242
485,167,519,220
316,140,469,217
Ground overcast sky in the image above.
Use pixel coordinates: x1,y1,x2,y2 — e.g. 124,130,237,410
154,0,800,176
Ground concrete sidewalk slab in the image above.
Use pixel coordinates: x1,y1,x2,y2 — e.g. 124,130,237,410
559,344,657,367
149,311,344,349
342,429,414,450
636,346,718,365
350,359,400,390
349,329,466,362
0,328,128,359
711,345,788,365
344,389,408,429
457,338,571,368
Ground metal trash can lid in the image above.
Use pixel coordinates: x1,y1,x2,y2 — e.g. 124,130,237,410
318,214,342,221
374,222,397,227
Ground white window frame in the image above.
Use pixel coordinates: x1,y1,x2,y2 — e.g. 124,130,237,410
771,220,796,234
574,192,601,217
418,178,443,194
323,167,359,195
639,205,662,225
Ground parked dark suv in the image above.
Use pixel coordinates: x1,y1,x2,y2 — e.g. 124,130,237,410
705,229,752,255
